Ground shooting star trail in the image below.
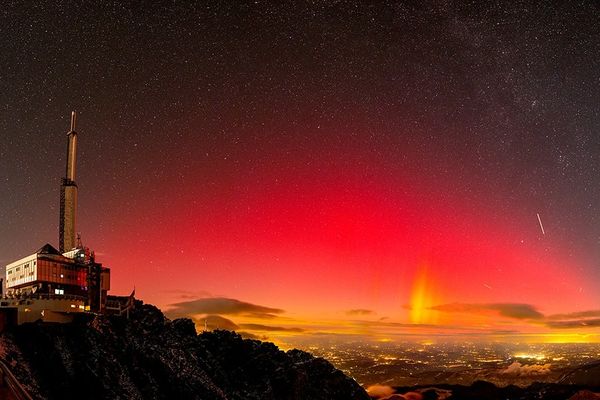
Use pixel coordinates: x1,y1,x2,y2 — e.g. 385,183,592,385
537,213,546,235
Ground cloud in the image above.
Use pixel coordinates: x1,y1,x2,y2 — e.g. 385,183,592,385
346,309,375,316
501,362,551,376
430,303,544,320
238,323,304,333
250,312,281,319
542,309,600,329
546,319,600,329
547,310,600,320
429,304,600,330
164,289,213,300
366,385,395,398
166,297,284,319
367,386,449,400
196,315,239,331
394,393,423,400
568,390,600,400
237,331,269,341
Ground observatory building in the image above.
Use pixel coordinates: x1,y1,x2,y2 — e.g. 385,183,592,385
1,112,131,329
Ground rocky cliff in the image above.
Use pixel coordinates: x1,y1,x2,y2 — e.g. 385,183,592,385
0,303,369,400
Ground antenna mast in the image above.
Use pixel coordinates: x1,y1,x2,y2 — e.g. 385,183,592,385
59,111,79,252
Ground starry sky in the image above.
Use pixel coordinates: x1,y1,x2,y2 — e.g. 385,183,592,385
0,1,599,344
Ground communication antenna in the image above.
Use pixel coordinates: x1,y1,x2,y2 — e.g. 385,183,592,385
70,110,77,132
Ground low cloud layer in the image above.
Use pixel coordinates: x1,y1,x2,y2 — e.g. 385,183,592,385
430,303,544,320
547,310,600,320
239,323,304,333
543,308,600,329
366,385,450,400
366,385,395,398
346,309,375,316
167,297,284,319
501,362,551,376
544,310,600,329
546,318,600,329
430,303,600,331
164,297,600,340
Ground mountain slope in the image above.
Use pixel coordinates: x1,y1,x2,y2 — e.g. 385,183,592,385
0,303,368,400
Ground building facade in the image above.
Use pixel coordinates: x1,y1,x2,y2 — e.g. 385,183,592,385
5,244,110,312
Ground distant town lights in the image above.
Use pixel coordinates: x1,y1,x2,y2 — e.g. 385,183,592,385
514,353,546,361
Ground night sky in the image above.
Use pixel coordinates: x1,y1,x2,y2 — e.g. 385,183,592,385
1,1,599,343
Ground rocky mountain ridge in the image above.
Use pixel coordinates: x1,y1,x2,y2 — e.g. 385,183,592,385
0,303,369,400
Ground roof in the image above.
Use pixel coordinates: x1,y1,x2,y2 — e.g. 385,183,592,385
37,243,61,256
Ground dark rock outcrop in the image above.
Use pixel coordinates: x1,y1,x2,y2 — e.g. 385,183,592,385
0,303,369,400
